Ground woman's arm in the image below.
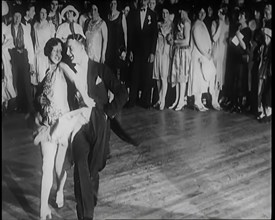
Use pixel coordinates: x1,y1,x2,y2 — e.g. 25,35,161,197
101,21,108,63
212,20,222,43
122,13,127,50
59,62,95,108
174,21,191,47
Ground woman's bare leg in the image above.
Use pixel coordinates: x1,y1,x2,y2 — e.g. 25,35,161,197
40,141,57,219
55,143,68,208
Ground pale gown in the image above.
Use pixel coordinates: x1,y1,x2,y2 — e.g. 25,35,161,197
153,21,173,80
85,18,107,62
212,19,229,91
33,21,55,84
2,23,16,103
188,20,215,96
170,21,191,87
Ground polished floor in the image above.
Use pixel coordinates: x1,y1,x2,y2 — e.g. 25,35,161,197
2,106,272,220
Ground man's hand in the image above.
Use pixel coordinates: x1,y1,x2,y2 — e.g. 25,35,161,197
148,53,154,63
100,55,105,64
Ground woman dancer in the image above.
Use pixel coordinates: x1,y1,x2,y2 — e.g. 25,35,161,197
34,38,94,220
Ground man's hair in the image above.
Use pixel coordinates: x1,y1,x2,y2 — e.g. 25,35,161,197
44,37,64,57
67,34,86,47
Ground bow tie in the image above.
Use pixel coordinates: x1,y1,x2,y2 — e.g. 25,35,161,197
140,8,146,12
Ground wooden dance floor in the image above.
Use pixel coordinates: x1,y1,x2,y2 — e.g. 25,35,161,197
2,106,271,220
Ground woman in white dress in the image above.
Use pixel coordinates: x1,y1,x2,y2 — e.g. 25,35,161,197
33,6,56,85
211,5,229,108
34,38,94,220
85,3,108,63
2,1,16,111
169,4,191,111
152,6,173,110
187,5,220,111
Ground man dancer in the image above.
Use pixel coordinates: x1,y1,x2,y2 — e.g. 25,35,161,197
66,34,128,220
126,0,158,108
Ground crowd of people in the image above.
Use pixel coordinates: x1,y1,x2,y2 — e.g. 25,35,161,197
1,0,272,219
2,0,272,120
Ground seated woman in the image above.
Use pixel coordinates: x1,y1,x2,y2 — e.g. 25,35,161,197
33,38,94,220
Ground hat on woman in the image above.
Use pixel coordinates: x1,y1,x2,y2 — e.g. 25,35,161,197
2,1,9,16
61,5,79,22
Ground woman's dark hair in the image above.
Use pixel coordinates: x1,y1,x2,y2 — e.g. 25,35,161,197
239,8,251,22
108,0,122,11
44,38,64,57
67,34,86,47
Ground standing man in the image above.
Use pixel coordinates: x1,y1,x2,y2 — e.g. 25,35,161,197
66,34,128,220
21,2,36,48
8,6,35,116
126,0,158,108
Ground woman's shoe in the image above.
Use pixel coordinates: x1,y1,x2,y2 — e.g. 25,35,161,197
212,102,222,111
40,206,52,220
56,191,64,208
194,104,208,112
159,103,165,110
168,102,178,110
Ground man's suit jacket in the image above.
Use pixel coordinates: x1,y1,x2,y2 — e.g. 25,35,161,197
86,59,128,119
70,59,128,173
128,8,158,57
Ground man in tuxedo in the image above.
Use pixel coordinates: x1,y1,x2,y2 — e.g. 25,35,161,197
21,2,36,49
127,0,158,108
66,34,128,220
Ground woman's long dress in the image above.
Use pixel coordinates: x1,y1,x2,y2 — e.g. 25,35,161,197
153,20,173,81
106,12,125,75
212,19,229,91
188,20,214,96
33,21,55,85
85,18,107,62
2,23,16,103
170,21,191,87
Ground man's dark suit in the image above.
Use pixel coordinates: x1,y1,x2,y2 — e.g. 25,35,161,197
72,59,128,220
127,7,158,107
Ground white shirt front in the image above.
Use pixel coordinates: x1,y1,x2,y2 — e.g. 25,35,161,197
140,7,147,30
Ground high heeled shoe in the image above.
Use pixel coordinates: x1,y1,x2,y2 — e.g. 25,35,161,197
168,102,178,110
194,104,208,112
212,102,222,111
56,191,64,208
40,206,52,220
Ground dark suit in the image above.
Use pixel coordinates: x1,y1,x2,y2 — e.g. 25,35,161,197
72,59,128,220
127,7,158,107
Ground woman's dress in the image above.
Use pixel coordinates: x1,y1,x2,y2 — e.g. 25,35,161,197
170,21,191,87
105,12,125,74
85,18,107,62
33,21,55,85
2,23,16,103
153,20,173,81
34,65,92,150
212,19,229,91
188,20,215,96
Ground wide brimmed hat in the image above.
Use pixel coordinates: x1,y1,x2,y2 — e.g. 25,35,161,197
2,1,9,16
61,5,79,22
